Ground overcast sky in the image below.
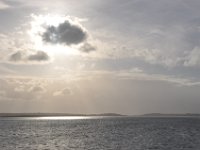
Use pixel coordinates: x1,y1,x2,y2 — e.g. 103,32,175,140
0,0,200,115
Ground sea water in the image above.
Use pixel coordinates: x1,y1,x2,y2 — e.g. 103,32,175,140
0,116,200,150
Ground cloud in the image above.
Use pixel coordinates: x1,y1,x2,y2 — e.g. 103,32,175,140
14,86,26,92
28,51,49,61
9,51,23,62
42,20,87,45
79,43,96,53
76,0,200,68
0,1,10,10
53,88,72,96
9,50,49,63
129,67,143,73
0,90,6,97
183,48,200,67
29,85,45,93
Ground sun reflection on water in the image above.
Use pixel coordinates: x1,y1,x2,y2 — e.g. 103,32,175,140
36,116,93,120
0,116,111,120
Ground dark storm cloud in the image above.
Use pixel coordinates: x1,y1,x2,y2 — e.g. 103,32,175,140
9,51,49,63
42,21,87,45
28,51,49,61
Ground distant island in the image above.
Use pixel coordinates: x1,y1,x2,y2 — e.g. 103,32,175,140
141,113,200,117
0,113,125,117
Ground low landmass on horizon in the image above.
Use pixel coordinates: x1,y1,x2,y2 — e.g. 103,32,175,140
0,113,125,117
141,113,200,117
1,113,200,117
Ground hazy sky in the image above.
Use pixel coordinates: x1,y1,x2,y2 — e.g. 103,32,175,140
0,0,200,115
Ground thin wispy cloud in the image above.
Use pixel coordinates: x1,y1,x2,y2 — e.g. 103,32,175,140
53,88,72,96
80,43,96,53
0,1,10,10
29,85,45,93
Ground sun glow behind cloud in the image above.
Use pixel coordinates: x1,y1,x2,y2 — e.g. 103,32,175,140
28,14,83,56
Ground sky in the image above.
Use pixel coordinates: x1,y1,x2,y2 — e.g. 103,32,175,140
0,0,200,115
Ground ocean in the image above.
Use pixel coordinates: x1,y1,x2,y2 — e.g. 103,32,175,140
0,116,200,150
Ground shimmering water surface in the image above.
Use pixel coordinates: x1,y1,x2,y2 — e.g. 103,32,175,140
0,116,200,150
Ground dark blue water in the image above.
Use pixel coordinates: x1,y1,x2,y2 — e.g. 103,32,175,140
0,116,200,150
